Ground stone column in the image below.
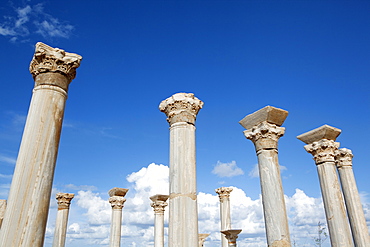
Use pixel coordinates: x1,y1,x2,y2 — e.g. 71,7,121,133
297,125,353,246
221,229,242,247
0,42,82,247
335,148,370,246
239,106,291,247
52,193,74,247
150,194,169,247
215,187,233,247
198,233,210,247
108,188,128,247
0,200,6,228
159,93,203,247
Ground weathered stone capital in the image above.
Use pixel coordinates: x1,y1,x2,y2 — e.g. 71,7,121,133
215,187,233,202
150,194,169,214
109,196,126,210
29,42,82,88
304,139,340,164
335,148,353,168
221,229,242,243
159,93,203,125
243,121,285,151
198,233,210,247
56,193,74,209
108,187,129,197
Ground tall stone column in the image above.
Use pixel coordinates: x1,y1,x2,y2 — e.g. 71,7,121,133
239,106,291,247
52,193,74,247
198,233,210,247
221,229,242,247
0,42,82,247
108,188,128,247
297,125,353,246
335,148,370,246
0,200,6,228
159,93,203,247
215,187,233,247
150,194,169,247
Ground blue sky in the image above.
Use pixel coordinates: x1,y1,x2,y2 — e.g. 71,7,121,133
0,1,369,246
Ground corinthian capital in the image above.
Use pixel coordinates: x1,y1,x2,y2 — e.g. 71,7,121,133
150,194,169,214
109,196,126,210
335,148,353,168
243,121,285,151
159,93,203,125
56,193,74,209
304,139,340,164
29,42,82,84
215,187,233,202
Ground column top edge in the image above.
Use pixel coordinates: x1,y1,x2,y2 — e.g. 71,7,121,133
297,124,341,144
239,105,288,130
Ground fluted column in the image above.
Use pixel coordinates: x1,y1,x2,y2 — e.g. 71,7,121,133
150,194,169,247
108,188,128,247
239,106,290,247
0,42,82,247
297,125,353,246
221,229,242,247
335,148,370,246
159,93,203,247
52,193,74,247
215,187,233,247
0,200,6,228
198,233,210,247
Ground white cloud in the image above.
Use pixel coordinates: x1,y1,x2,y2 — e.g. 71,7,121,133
65,184,97,191
0,3,74,41
0,154,16,165
212,161,244,178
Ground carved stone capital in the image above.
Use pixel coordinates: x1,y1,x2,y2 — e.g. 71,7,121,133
109,196,126,210
304,139,340,164
221,229,242,243
198,233,210,247
243,121,285,151
215,187,233,202
29,42,82,89
159,93,203,125
151,201,168,214
335,148,353,168
56,193,74,209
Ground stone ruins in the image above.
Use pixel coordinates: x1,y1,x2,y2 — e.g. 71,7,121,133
0,42,369,247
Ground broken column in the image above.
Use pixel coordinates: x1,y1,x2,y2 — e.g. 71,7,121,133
221,229,242,247
215,187,233,247
150,194,169,247
239,106,291,246
297,125,353,246
108,188,128,247
198,233,210,247
159,93,203,247
52,193,74,247
335,148,370,246
0,42,82,247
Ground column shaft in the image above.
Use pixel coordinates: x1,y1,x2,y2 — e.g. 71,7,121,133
257,149,290,245
110,209,123,247
154,212,165,247
216,187,232,247
53,209,70,247
169,122,198,246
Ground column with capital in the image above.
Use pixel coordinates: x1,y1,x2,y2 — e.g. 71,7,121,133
150,194,169,247
297,125,353,246
215,187,233,247
0,42,82,247
108,188,128,247
221,229,242,247
52,193,74,247
335,148,370,246
239,106,291,247
198,233,210,247
159,93,203,247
